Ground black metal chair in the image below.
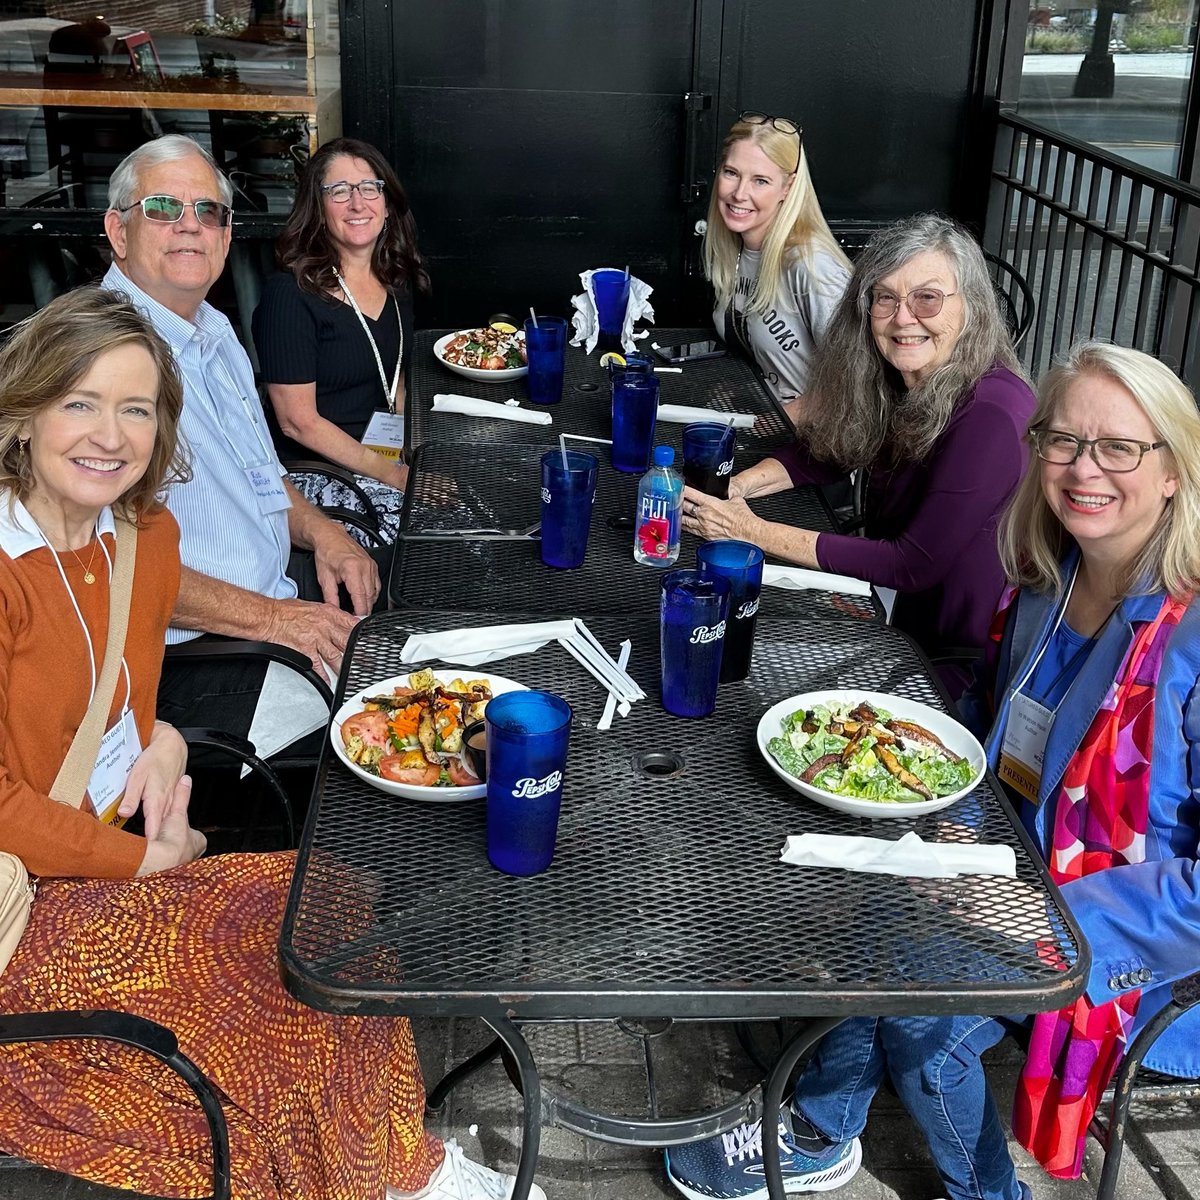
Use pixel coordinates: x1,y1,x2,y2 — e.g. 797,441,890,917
982,251,1036,353
0,1010,230,1200
282,460,385,544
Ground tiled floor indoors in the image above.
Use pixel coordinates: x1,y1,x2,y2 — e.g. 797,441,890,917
3,1015,1197,1199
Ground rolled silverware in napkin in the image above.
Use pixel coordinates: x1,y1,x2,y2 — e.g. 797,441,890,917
761,564,872,597
656,404,756,429
780,831,1017,878
432,394,553,425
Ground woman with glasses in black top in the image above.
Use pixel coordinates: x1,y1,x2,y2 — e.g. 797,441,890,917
253,137,430,545
703,112,851,421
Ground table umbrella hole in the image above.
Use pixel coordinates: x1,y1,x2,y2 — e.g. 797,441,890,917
607,514,635,531
576,382,600,393
636,751,685,779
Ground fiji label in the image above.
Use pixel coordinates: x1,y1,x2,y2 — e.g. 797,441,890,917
689,621,726,645
512,771,563,799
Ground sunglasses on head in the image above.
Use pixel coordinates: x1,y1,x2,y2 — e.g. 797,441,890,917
739,110,802,173
118,194,233,228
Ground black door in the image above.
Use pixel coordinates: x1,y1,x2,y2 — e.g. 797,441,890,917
344,0,723,326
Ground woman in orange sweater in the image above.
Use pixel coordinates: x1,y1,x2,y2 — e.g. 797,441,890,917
0,288,542,1200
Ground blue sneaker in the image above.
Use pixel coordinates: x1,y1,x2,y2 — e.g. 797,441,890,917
664,1111,862,1200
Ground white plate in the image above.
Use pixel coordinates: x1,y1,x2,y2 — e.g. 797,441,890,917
756,689,986,819
331,672,527,802
433,330,529,384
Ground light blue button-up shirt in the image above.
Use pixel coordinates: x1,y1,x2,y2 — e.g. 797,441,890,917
103,264,297,643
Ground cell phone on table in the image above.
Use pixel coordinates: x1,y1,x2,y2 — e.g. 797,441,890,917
652,339,728,365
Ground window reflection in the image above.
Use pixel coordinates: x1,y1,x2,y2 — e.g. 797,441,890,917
0,0,340,211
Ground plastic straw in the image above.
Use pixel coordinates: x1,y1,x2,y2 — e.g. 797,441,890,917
529,306,539,329
559,433,570,472
623,264,630,280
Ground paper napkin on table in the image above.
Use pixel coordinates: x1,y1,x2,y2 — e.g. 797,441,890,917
780,832,1016,879
656,404,756,429
569,269,655,355
432,394,552,426
401,620,578,668
761,564,872,597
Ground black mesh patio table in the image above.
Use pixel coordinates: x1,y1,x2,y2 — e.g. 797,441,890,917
390,441,882,623
407,327,794,450
280,609,1086,1200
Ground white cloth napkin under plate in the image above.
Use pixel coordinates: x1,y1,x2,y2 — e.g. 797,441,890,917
656,404,756,429
432,394,552,426
780,831,1016,878
400,620,577,668
761,564,872,597
569,269,656,355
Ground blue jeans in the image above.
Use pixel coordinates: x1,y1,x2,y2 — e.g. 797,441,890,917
792,1015,1024,1200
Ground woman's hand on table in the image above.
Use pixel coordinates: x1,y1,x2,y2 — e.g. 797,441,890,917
681,487,761,542
119,721,188,838
136,775,207,876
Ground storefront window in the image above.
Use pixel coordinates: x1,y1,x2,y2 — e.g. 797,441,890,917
0,0,341,211
1018,0,1198,177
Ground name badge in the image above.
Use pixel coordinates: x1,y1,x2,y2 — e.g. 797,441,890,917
246,465,290,514
361,411,407,462
86,710,142,826
997,690,1052,805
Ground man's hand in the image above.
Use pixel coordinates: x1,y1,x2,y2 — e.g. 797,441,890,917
308,519,381,615
119,722,188,839
263,596,359,673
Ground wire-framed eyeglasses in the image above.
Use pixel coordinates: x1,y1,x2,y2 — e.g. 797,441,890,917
738,110,801,174
117,194,232,228
321,179,386,203
1030,427,1168,473
867,287,958,320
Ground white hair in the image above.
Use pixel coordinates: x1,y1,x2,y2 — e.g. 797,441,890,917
107,135,233,218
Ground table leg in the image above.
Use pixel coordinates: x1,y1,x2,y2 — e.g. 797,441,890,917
425,1036,505,1116
482,1015,542,1200
760,1017,844,1200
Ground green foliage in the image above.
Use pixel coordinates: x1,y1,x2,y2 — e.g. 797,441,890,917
1124,22,1188,49
1025,29,1090,52
187,12,250,36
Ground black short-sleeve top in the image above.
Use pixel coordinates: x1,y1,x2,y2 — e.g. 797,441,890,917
253,269,415,463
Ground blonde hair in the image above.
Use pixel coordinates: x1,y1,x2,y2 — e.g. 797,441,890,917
703,118,849,317
999,341,1200,601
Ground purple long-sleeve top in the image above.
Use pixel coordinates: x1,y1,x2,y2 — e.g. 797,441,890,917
773,365,1036,657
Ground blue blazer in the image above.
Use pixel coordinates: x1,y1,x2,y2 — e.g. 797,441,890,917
983,572,1200,1075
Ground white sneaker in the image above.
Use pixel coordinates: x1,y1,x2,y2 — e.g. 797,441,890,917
387,1138,548,1200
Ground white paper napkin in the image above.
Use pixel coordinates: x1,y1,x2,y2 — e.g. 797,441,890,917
244,660,331,772
432,394,552,426
400,620,577,668
780,832,1016,879
656,404,756,429
569,269,656,355
761,564,872,597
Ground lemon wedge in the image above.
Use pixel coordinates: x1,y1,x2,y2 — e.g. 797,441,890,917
599,351,626,368
489,321,518,334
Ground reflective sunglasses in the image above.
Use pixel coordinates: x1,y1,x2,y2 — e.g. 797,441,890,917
738,110,801,174
118,194,232,228
1030,428,1167,473
321,179,386,203
867,287,957,320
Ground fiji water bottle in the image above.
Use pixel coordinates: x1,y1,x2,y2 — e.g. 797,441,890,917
633,445,684,566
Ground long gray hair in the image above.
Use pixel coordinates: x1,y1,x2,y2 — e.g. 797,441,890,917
800,214,1021,468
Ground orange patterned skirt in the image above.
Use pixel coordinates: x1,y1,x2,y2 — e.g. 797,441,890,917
0,852,441,1199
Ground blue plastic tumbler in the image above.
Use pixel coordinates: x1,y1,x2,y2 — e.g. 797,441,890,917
611,371,660,474
682,422,737,499
696,540,765,682
659,570,730,718
592,268,631,354
524,316,568,405
540,450,598,569
485,690,574,876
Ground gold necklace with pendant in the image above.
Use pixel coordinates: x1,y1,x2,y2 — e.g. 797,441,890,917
68,537,99,584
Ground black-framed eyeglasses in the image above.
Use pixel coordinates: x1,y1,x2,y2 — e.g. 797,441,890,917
738,110,801,174
867,287,958,320
117,194,232,228
1030,427,1168,473
321,179,385,203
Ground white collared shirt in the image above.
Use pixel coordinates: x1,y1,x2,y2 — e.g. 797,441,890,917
102,264,297,643
0,497,116,559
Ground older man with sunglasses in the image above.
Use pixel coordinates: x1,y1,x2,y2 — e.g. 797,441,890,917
101,134,379,742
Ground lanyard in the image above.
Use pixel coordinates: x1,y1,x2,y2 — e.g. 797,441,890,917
1011,561,1080,697
333,268,404,414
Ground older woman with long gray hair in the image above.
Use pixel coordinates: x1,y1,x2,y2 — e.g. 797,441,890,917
682,214,1035,680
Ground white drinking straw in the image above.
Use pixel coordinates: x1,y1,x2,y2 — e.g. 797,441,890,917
559,432,570,472
598,640,632,731
623,264,630,280
529,306,540,329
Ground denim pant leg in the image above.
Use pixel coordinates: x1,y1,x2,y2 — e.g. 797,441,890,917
877,1014,1020,1200
790,1017,888,1141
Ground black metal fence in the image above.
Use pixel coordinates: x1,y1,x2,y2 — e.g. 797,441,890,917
986,111,1200,390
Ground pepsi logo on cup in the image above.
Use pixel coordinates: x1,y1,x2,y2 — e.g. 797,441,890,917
511,770,563,799
735,598,760,621
540,486,552,504
689,621,726,645
716,459,734,477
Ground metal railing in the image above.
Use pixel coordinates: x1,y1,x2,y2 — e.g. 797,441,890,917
986,111,1200,389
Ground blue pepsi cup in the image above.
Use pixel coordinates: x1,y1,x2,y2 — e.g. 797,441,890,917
523,316,568,405
696,540,764,683
611,371,659,474
485,690,573,876
540,450,597,569
660,570,730,718
592,269,631,354
682,422,737,499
